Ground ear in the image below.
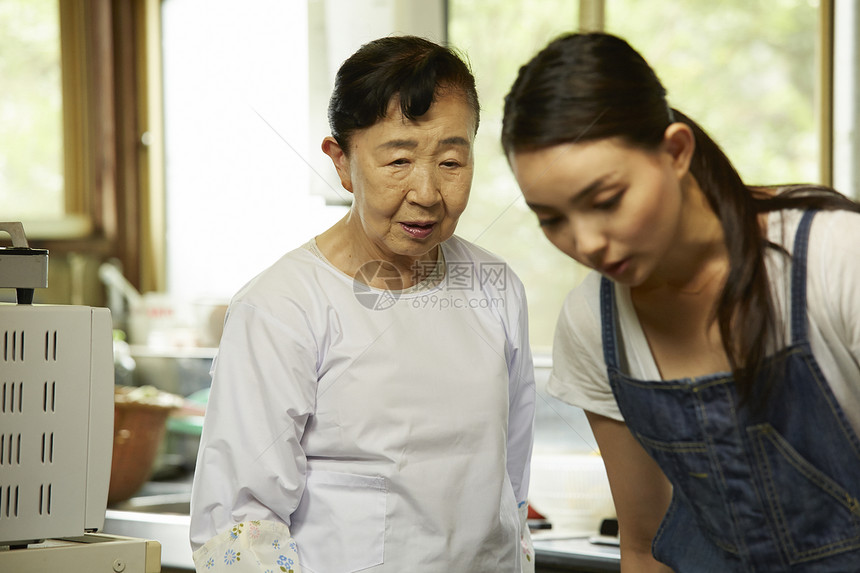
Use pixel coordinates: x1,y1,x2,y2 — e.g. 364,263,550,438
321,136,353,193
662,122,695,178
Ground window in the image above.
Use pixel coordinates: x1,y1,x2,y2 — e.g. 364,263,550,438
160,0,346,300
606,0,821,186
160,0,447,301
158,0,833,349
449,0,588,353
0,0,125,242
0,0,65,223
0,1,158,306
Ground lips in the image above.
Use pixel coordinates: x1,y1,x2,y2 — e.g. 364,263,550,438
601,258,630,279
400,221,436,239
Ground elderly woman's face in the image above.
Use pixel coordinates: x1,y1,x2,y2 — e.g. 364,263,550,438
333,93,476,261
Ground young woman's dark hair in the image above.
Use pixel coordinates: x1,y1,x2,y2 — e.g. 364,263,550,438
328,35,480,153
502,32,860,401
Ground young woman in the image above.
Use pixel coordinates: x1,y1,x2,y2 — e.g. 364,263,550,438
502,32,860,572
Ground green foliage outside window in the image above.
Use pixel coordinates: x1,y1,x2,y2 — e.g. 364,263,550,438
0,0,64,220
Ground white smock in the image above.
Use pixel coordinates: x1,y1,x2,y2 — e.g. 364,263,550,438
548,209,860,433
189,234,536,573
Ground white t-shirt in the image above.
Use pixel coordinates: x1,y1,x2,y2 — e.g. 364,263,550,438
548,209,860,433
190,235,536,573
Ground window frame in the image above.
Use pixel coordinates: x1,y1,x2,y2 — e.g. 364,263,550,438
12,0,165,294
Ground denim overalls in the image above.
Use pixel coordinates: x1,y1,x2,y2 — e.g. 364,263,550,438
600,211,860,572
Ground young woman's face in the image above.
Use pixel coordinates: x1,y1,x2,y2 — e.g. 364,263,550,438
326,93,476,262
508,135,688,287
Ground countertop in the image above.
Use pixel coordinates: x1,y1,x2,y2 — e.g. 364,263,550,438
533,534,620,572
104,477,620,572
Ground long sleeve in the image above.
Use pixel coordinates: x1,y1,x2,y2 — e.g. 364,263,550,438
503,275,537,572
189,237,537,571
504,275,536,505
190,299,318,565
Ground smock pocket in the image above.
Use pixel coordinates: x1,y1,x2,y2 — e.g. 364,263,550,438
290,470,387,573
634,432,739,555
748,423,860,564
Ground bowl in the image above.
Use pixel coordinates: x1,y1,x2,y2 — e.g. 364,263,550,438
108,386,183,504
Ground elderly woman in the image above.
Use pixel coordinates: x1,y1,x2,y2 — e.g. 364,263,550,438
189,36,536,573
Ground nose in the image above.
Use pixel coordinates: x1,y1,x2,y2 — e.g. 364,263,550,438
405,167,442,207
570,219,608,265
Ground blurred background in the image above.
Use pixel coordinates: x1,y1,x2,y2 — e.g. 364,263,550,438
1,1,857,569
2,0,855,353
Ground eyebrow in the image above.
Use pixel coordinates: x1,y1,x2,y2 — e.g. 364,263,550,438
525,174,614,212
376,136,471,151
438,136,471,148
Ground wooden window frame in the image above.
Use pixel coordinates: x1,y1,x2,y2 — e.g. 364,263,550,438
19,0,164,293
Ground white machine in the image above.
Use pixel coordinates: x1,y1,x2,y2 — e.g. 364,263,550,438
0,222,160,572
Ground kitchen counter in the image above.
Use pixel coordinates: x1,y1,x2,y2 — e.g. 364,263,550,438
533,535,620,572
103,477,195,570
103,478,621,573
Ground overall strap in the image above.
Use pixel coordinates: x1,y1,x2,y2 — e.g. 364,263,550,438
599,209,817,367
790,210,817,344
600,277,621,369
